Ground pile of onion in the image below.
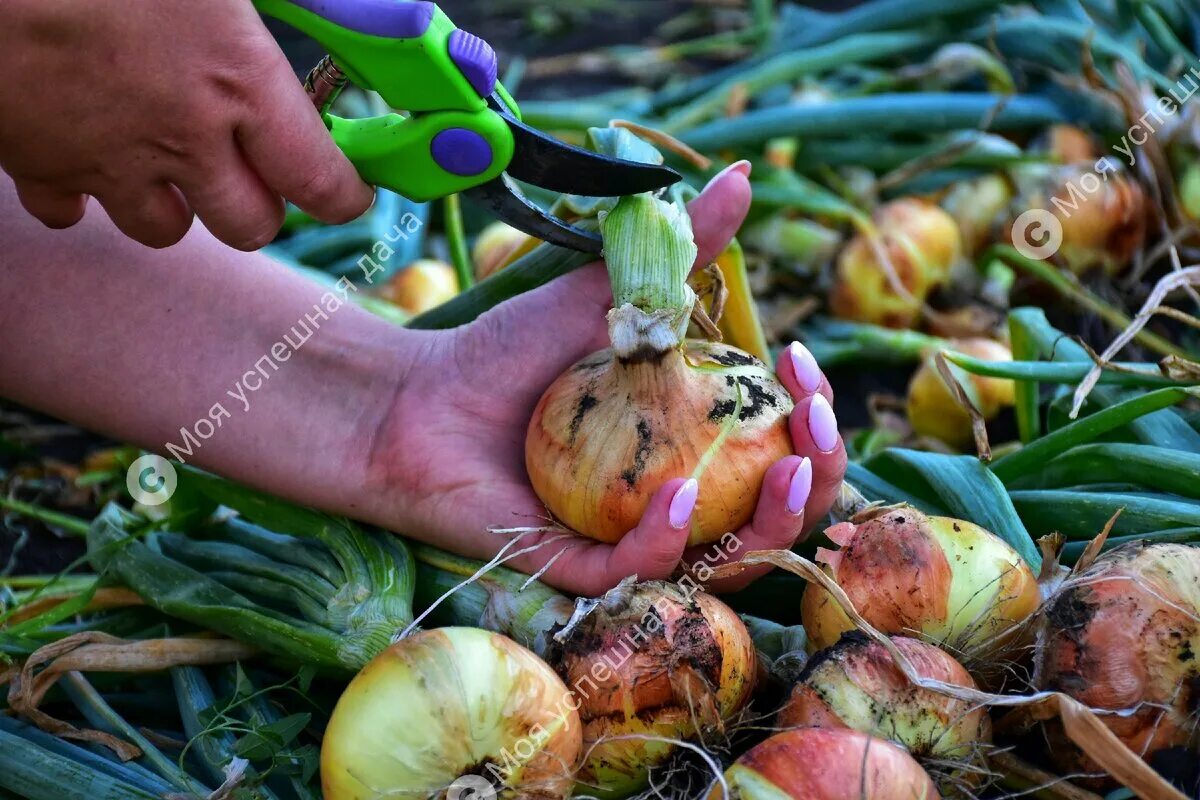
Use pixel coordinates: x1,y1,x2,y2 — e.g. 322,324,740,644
321,627,581,799
906,338,1015,449
709,727,939,799
778,632,991,792
525,192,793,545
829,198,962,329
802,507,1039,682
1033,542,1200,782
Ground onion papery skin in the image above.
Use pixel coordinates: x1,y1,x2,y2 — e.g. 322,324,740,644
829,198,962,329
778,633,991,788
906,338,1014,449
708,727,940,800
526,341,793,545
548,581,757,798
801,509,1039,675
1033,542,1200,780
321,627,582,800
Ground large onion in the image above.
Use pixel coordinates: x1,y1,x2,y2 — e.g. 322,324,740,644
321,627,582,799
709,727,940,799
525,193,793,545
801,508,1039,677
1033,542,1200,780
547,580,757,798
778,633,991,790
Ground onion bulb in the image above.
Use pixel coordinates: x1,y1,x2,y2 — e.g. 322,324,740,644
1033,542,1200,779
378,259,458,314
1046,125,1097,163
906,338,1014,449
525,193,793,545
1179,159,1200,223
709,727,939,800
547,580,757,798
472,221,528,279
778,633,990,789
829,198,961,329
321,627,582,800
801,508,1039,678
940,174,1013,256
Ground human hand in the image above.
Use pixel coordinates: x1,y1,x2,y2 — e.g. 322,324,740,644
363,164,848,596
0,0,373,250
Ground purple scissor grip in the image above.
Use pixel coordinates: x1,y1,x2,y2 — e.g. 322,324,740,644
448,29,498,97
431,128,493,176
289,0,434,38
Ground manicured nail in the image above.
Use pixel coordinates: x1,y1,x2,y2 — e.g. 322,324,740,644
786,458,813,516
788,341,822,393
705,160,752,191
808,394,840,453
669,479,699,529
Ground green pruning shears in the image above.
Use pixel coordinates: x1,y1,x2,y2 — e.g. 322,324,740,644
252,0,680,253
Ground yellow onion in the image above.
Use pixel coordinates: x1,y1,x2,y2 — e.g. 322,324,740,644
940,174,1013,256
830,198,962,329
1033,542,1200,781
321,627,582,800
709,727,939,800
546,580,757,798
1013,163,1147,276
778,633,991,790
472,221,528,279
1046,124,1098,164
801,508,1039,677
377,259,458,314
906,338,1015,449
525,193,793,545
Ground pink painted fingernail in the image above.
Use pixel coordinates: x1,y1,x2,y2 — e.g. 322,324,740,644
705,160,752,191
786,458,812,516
808,395,840,453
669,479,699,529
788,341,822,393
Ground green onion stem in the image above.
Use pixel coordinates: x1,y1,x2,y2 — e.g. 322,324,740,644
1134,3,1200,70
944,352,1196,388
443,193,474,291
1060,528,1200,563
0,724,163,800
0,497,89,537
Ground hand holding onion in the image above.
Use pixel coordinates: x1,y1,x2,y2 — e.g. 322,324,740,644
360,163,847,596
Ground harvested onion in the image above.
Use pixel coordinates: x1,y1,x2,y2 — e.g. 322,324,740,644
940,174,1012,256
1033,542,1200,780
321,627,581,800
802,508,1039,676
377,259,458,314
906,338,1014,449
778,633,990,789
526,193,793,545
829,198,961,329
472,221,527,279
709,727,939,799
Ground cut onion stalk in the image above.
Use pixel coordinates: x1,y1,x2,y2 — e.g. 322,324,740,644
1033,542,1200,784
525,191,793,545
801,507,1039,685
906,338,1014,449
414,548,757,799
709,727,940,799
778,632,991,793
321,627,582,800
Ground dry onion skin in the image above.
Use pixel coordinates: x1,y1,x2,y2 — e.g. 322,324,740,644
778,633,991,791
801,508,1039,679
829,198,962,329
525,192,793,545
1033,542,1200,781
906,338,1014,449
321,627,582,800
547,580,757,798
708,727,940,800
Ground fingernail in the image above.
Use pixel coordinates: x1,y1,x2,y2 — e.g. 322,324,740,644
705,160,752,190
786,458,813,515
788,341,822,393
669,479,699,529
808,394,840,453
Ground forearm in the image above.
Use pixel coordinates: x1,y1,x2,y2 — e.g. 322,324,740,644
0,176,421,511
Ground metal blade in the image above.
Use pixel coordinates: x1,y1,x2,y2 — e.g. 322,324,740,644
464,175,603,254
489,96,680,196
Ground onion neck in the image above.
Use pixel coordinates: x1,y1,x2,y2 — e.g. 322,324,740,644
601,193,698,360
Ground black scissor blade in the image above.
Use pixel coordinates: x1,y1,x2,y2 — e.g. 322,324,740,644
489,98,680,196
464,175,603,254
